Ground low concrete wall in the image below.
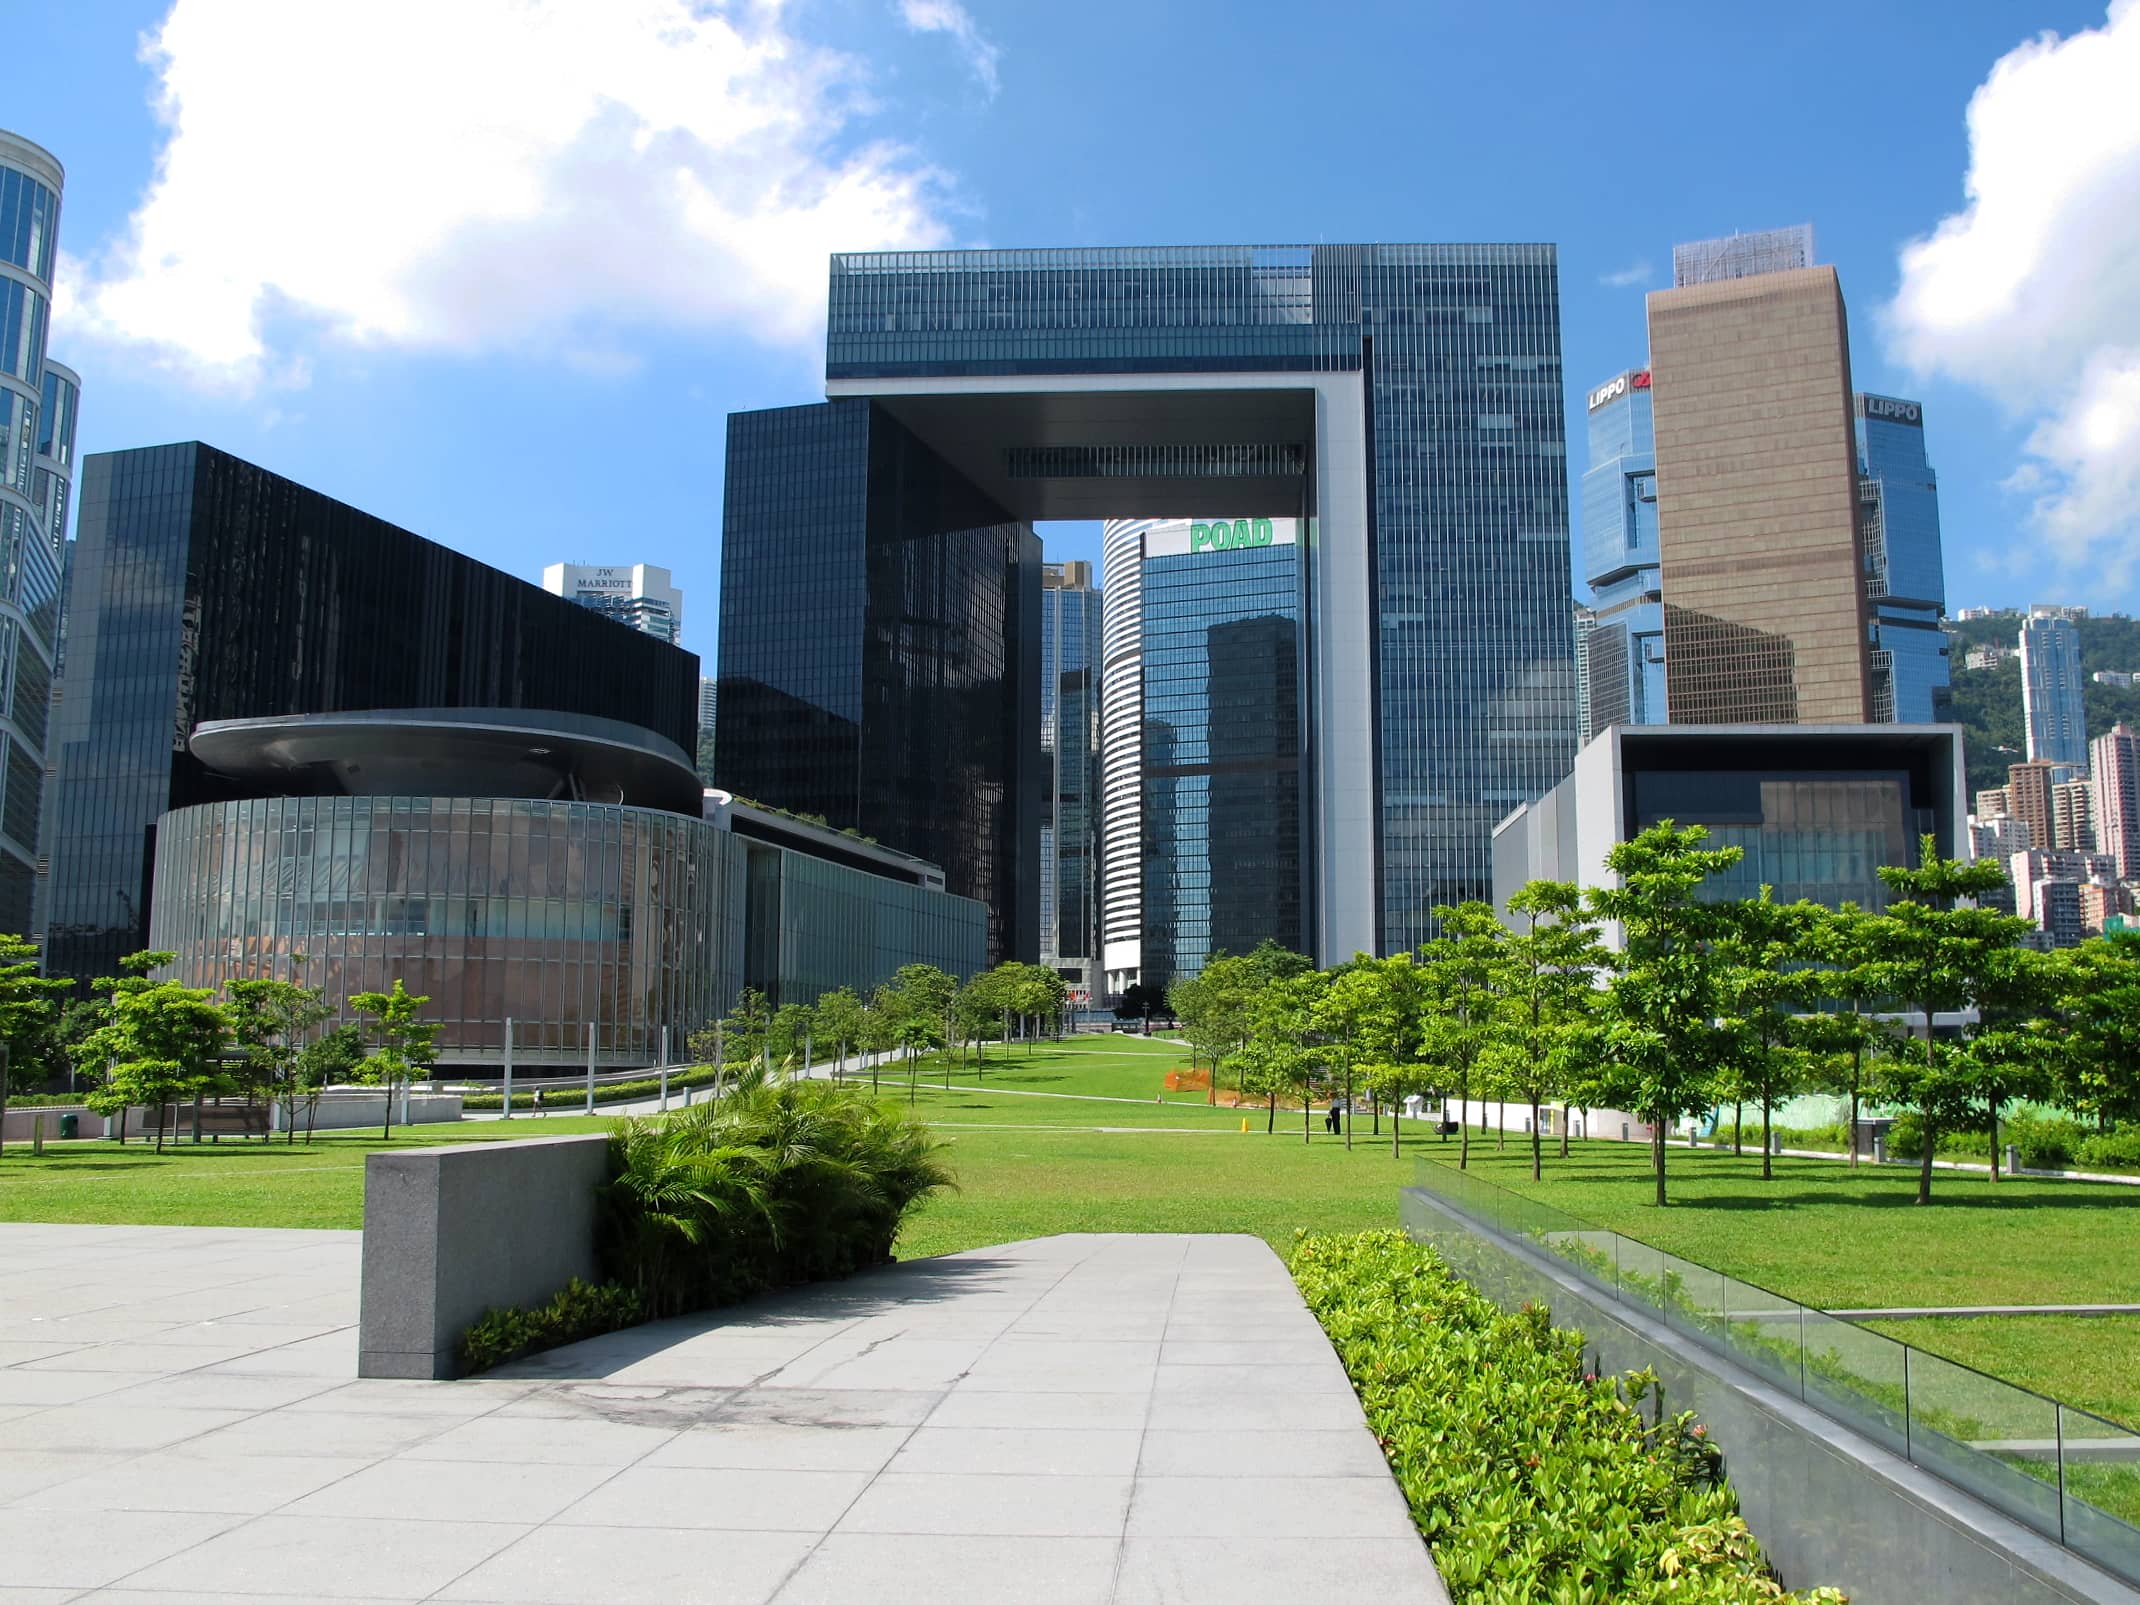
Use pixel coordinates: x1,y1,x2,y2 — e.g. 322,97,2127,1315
287,1092,464,1133
359,1132,609,1380
1400,1189,2140,1605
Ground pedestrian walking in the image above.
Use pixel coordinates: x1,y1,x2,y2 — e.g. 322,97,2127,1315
533,1086,547,1117
1325,1097,1342,1136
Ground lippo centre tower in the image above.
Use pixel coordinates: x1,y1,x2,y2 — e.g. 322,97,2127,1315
717,246,1581,963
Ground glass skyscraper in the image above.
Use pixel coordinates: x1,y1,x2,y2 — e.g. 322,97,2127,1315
45,442,700,985
1577,367,1661,738
0,130,80,938
2020,612,2087,769
715,399,1043,969
1139,519,1303,991
1098,517,1159,992
1039,561,1101,993
783,243,1577,959
1853,394,1949,724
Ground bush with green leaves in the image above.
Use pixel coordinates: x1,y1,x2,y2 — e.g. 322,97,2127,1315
1289,1230,1845,1605
458,1278,645,1374
597,1068,953,1320
2078,1125,2140,1172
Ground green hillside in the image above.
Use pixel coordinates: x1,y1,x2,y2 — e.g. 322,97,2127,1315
1945,613,2140,797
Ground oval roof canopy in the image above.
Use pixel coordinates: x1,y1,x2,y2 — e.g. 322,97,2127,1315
189,708,703,816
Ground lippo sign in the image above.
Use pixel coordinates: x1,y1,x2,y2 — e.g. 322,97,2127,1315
1587,369,1651,412
1857,393,1923,427
1146,518,1298,558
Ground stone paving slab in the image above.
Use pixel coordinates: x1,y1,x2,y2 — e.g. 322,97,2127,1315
0,1225,1447,1603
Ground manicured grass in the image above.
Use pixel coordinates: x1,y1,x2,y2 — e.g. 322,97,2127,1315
0,1117,615,1230
1861,1315,2140,1431
1434,1142,2140,1311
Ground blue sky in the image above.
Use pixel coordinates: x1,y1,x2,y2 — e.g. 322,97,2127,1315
7,0,2139,671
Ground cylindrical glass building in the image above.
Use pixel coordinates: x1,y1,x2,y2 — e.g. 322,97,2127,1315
1098,518,1157,994
150,796,737,1068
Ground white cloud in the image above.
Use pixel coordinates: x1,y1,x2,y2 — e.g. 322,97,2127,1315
58,0,959,392
1599,261,1651,289
897,0,1001,97
1885,0,2140,581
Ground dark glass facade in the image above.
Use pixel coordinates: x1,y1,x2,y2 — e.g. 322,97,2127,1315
1854,395,1949,725
820,245,1577,954
1039,564,1100,987
45,443,700,983
1139,529,1302,991
717,401,1041,967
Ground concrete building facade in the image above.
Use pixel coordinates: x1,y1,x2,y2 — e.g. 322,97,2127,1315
1647,265,1871,725
541,562,683,645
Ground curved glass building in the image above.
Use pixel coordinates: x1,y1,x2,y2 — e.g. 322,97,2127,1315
146,709,986,1068
0,130,75,935
152,795,730,1067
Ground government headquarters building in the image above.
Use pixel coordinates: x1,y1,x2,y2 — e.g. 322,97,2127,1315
718,245,1582,967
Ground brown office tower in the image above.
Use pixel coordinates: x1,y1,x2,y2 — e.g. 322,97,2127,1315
1647,266,1872,723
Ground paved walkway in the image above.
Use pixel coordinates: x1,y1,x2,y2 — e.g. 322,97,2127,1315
0,1225,1446,1604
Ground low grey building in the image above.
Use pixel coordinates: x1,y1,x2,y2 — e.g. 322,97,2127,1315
1492,723,1968,921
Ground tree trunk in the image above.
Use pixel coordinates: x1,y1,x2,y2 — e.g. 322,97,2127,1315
1916,1003,1936,1205
1988,1097,2001,1183
1342,1065,1352,1152
1761,1089,1773,1181
1652,1117,1667,1207
1733,1099,1744,1156
382,1082,392,1143
1848,1051,1861,1170
1560,1106,1571,1160
1303,1088,1311,1145
1392,1095,1402,1159
1267,1090,1276,1132
1530,1097,1543,1181
1458,1084,1471,1171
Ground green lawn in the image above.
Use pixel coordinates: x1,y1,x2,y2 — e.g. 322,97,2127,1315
1861,1315,2140,1431
1435,1142,2140,1311
7,1035,2136,1425
0,1117,615,1229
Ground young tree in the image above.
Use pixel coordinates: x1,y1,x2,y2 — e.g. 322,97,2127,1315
1496,881,1604,1180
2052,933,2140,1132
226,969,332,1142
349,980,441,1140
1965,944,2061,1182
78,981,232,1153
767,1002,813,1078
1857,841,2032,1204
1797,904,1884,1169
812,987,868,1081
0,932,70,1152
1234,971,1323,1137
294,1024,365,1142
717,988,771,1070
69,951,178,1144
1587,822,1743,1207
1414,903,1508,1171
1716,890,1822,1180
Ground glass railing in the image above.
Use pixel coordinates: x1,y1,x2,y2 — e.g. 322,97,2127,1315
1408,1157,2140,1586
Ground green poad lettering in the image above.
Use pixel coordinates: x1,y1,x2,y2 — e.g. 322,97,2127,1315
1189,518,1276,554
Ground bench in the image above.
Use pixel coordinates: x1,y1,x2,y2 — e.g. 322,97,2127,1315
152,1101,272,1143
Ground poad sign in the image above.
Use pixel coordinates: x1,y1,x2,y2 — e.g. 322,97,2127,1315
1190,518,1278,553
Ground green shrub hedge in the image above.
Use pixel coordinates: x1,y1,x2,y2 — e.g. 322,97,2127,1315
597,1068,953,1319
1711,1121,1851,1154
459,1278,645,1374
2078,1126,2140,1171
1290,1230,1844,1605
